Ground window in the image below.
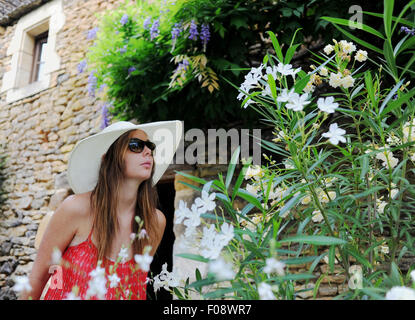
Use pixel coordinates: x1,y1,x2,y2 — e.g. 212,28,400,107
30,31,49,83
0,0,64,104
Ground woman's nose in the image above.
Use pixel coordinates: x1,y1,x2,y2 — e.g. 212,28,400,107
142,145,152,157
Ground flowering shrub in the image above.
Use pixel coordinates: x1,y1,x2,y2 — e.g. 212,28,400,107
158,3,415,300
80,0,379,130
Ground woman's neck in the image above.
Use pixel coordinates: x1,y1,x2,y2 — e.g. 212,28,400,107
116,178,142,219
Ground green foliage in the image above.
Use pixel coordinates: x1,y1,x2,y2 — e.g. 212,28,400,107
84,0,378,130
322,0,415,83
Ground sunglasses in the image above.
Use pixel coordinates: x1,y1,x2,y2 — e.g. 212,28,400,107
128,138,156,153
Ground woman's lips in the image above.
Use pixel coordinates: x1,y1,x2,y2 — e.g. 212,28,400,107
141,162,152,168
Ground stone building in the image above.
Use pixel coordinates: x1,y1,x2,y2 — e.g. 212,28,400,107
0,0,258,300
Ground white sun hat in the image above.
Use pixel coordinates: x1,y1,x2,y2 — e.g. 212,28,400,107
67,120,183,194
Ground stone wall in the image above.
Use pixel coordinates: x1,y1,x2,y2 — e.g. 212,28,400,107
0,0,127,299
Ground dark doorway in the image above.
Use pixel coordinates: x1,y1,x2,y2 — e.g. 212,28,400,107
146,179,176,300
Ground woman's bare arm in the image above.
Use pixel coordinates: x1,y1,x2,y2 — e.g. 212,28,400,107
149,209,166,256
18,195,83,299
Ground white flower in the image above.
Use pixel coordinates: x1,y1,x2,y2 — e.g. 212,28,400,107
410,270,415,283
200,224,229,260
276,88,296,103
64,292,81,300
379,245,389,254
311,209,324,223
86,263,107,300
329,72,343,88
348,265,363,290
341,75,355,88
276,62,301,78
258,282,276,300
12,276,32,293
130,232,136,240
134,248,153,272
263,257,285,276
339,40,356,54
317,96,339,114
323,44,334,55
322,123,346,145
390,188,399,199
402,121,415,143
118,245,129,263
195,190,216,213
375,148,399,168
174,200,191,224
303,81,315,94
138,229,148,239
319,67,329,76
246,183,260,196
283,159,295,169
386,286,415,300
51,247,62,265
244,165,264,181
108,273,121,288
285,93,310,112
209,258,235,281
153,263,180,292
219,222,234,244
376,198,388,214
265,65,278,80
319,190,336,203
355,49,368,62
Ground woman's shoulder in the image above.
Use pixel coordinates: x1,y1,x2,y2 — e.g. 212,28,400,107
58,191,93,220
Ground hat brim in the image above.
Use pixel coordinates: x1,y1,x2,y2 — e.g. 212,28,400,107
67,120,183,194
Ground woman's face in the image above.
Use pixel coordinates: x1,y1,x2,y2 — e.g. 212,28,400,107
123,129,154,182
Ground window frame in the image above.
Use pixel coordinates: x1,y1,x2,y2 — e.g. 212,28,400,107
30,31,49,84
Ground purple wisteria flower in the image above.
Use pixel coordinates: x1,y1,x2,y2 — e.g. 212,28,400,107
401,26,415,36
128,66,137,76
87,27,99,40
200,23,210,51
171,22,183,40
143,17,152,30
188,20,198,40
170,22,183,52
77,60,87,74
176,59,190,73
101,103,110,129
120,14,129,26
150,19,160,40
88,70,98,98
119,45,127,54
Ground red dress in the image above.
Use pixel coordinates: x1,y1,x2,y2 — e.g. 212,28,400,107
43,228,148,300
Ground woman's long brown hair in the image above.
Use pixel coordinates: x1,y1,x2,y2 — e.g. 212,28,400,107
89,129,159,264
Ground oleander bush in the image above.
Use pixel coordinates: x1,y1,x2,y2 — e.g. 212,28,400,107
168,0,415,300
82,0,383,130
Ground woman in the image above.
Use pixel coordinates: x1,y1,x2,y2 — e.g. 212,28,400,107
19,120,183,300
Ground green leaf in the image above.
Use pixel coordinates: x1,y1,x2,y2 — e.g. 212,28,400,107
280,235,347,246
380,87,415,118
175,170,206,185
379,79,404,116
267,31,284,62
383,41,398,80
321,16,385,39
344,247,372,269
225,146,240,189
329,245,336,273
236,188,264,211
175,253,209,263
383,0,394,40
278,192,302,218
329,23,383,55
